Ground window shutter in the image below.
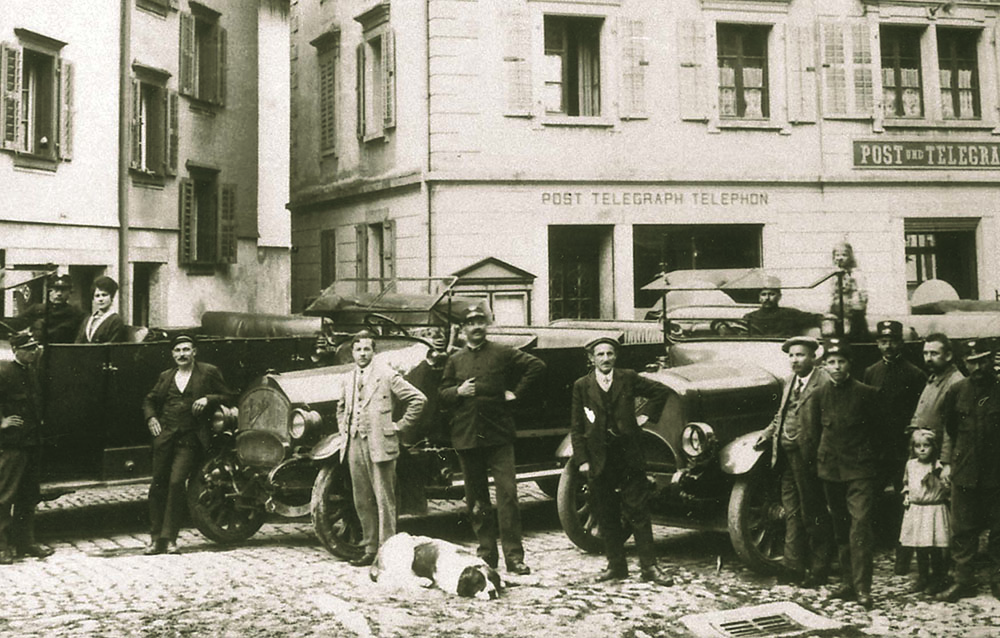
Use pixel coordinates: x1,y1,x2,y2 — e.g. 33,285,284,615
678,19,708,121
619,18,648,120
130,79,142,169
356,43,365,138
355,223,368,292
179,178,195,264
382,29,396,130
165,90,178,175
219,183,237,264
786,24,817,123
502,7,532,117
217,26,227,106
0,43,22,151
179,12,195,97
850,22,874,117
820,20,873,119
318,50,336,153
57,60,74,160
381,219,395,282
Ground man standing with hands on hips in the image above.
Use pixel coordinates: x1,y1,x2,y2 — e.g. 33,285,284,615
570,336,674,586
440,307,544,576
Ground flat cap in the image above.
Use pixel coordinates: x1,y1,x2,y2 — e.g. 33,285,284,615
822,338,851,359
584,336,621,352
876,320,903,339
964,338,994,362
10,333,39,349
761,275,782,291
171,334,195,348
781,335,820,353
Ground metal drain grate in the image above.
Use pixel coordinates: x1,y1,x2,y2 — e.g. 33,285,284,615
680,602,841,638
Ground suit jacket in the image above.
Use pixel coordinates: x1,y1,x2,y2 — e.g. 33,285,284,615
75,312,126,344
142,361,235,450
439,340,545,450
570,368,668,477
941,375,1000,488
759,368,830,467
808,376,881,482
336,363,426,463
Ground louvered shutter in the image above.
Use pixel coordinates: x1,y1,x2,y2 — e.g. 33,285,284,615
179,12,195,97
381,219,395,282
319,50,336,152
356,43,365,138
355,224,369,292
217,26,227,106
165,90,178,175
678,20,707,121
58,60,73,160
1,43,22,151
786,24,817,123
502,7,532,117
219,183,237,264
382,29,395,129
820,20,873,118
179,179,195,264
619,18,648,120
130,79,142,169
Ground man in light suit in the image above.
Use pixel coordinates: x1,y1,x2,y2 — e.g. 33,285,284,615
755,336,832,588
570,336,674,586
337,331,425,567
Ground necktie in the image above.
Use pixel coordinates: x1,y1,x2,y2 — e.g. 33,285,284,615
792,378,803,402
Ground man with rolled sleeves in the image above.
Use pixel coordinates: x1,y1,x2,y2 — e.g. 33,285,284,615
571,336,674,586
14,274,84,344
0,333,55,563
742,277,823,338
755,336,832,587
440,307,545,575
808,339,881,609
937,339,1000,602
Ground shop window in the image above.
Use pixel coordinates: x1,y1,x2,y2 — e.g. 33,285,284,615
717,24,769,119
938,29,980,120
179,167,237,267
355,3,395,141
549,227,607,321
543,15,602,117
905,221,978,300
0,30,73,166
632,224,763,309
180,5,227,106
881,26,923,118
130,67,178,177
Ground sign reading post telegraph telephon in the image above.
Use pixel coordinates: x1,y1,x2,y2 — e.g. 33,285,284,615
854,140,1000,169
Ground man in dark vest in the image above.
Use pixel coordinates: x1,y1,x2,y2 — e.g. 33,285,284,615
570,336,674,586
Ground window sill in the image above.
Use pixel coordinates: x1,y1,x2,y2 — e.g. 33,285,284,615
130,169,168,188
541,116,614,128
12,153,59,172
714,119,787,132
883,118,995,131
362,132,387,144
182,263,222,276
185,97,222,115
135,0,174,18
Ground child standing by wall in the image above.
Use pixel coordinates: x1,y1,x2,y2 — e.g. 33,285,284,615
898,428,951,595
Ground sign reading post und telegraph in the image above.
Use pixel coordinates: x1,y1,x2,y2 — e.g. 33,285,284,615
854,140,1000,169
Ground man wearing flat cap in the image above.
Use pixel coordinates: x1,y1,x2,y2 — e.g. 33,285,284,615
570,336,674,586
808,338,881,609
142,335,235,555
742,278,823,338
13,274,84,344
0,333,54,564
862,320,926,574
440,306,545,575
755,336,832,587
937,338,1000,602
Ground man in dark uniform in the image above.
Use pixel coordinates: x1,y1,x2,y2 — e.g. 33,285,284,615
570,336,674,586
142,335,234,555
862,319,926,574
808,339,881,609
937,339,1000,602
742,277,822,338
0,333,55,563
440,307,545,576
14,274,84,344
755,336,832,587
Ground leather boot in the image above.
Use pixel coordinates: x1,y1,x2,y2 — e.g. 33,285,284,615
595,561,628,583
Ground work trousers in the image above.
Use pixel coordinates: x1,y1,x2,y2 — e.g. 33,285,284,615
457,443,524,567
0,448,41,551
951,483,1000,586
588,439,657,569
823,478,878,595
347,434,398,554
779,445,832,576
149,431,201,542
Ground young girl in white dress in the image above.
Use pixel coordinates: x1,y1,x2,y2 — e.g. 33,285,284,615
898,428,951,595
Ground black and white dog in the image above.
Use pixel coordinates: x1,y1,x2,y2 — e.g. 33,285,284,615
369,533,503,600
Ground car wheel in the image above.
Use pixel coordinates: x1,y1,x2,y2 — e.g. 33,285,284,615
186,456,266,544
556,462,603,554
311,463,365,560
727,467,785,574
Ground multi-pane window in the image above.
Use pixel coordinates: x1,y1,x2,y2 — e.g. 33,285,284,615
130,74,178,176
318,48,337,153
179,169,237,266
543,15,602,117
938,29,979,120
717,24,769,119
881,26,922,118
180,9,227,106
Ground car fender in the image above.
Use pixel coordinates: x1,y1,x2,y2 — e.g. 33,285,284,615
720,430,767,475
555,433,573,459
311,432,347,462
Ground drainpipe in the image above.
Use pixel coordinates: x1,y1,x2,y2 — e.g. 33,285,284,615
117,0,131,321
424,0,433,282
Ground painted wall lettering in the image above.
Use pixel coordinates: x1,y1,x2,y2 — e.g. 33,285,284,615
854,140,1000,169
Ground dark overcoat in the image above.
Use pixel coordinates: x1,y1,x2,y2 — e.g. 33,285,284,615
807,376,881,482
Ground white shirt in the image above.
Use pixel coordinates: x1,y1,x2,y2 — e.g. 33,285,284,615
86,310,112,342
174,367,192,393
596,370,613,393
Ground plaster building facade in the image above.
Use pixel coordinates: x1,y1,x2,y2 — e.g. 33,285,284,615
1,0,291,328
288,0,1000,325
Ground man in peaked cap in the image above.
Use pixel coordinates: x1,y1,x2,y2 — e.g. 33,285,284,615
440,306,545,575
742,277,823,338
0,333,54,563
862,319,927,575
570,336,674,586
938,338,1000,602
13,274,84,344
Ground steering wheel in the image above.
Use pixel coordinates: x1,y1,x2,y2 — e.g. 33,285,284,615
363,312,409,337
711,319,750,337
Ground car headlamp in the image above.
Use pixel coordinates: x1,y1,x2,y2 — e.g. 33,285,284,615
211,406,239,433
289,408,322,440
681,422,717,461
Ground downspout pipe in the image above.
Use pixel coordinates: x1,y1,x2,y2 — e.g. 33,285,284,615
117,0,131,321
424,0,433,282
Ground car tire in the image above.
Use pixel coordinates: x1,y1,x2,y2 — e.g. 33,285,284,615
556,462,604,554
727,468,785,574
311,463,365,560
186,456,266,544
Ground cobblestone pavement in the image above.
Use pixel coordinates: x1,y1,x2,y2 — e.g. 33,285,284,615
0,485,995,637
